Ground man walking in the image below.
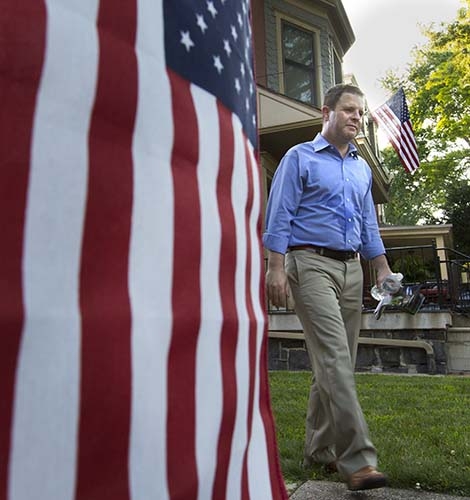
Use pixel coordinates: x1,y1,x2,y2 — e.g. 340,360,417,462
263,83,391,491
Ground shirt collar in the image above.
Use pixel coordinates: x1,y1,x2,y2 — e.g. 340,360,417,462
311,133,358,158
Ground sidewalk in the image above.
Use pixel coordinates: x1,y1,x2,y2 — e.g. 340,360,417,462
289,480,470,500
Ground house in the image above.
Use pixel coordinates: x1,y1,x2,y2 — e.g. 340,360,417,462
251,0,470,374
251,0,391,222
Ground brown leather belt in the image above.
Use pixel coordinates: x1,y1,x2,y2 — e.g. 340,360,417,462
288,245,358,261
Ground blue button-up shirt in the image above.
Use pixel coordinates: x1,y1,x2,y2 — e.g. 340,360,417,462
262,134,385,261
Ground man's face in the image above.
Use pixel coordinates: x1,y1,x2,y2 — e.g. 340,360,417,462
323,92,365,143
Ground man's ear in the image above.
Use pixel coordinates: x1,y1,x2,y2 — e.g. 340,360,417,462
321,105,330,121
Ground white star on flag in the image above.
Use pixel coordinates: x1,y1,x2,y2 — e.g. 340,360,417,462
213,55,224,74
207,1,217,18
223,39,232,56
196,14,208,33
231,25,238,41
180,30,194,51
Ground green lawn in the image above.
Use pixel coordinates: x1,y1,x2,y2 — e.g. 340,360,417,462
269,371,470,497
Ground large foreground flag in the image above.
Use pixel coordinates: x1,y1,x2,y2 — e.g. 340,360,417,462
372,87,420,174
0,1,287,499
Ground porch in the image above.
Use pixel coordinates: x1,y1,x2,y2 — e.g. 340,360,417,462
267,244,470,375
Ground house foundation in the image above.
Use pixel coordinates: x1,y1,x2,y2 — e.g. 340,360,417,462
268,310,470,375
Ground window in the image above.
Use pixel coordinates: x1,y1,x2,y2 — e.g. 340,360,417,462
281,21,317,106
333,51,342,85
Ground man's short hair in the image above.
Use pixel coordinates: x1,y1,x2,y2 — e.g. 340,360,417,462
323,83,364,109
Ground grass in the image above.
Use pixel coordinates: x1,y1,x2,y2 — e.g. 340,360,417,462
269,371,470,497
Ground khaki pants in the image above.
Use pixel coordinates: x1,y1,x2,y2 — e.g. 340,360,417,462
286,249,377,477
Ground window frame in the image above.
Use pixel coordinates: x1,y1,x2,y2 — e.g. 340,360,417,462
276,14,321,107
332,48,343,86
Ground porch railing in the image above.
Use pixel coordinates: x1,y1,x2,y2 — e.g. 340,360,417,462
266,244,470,314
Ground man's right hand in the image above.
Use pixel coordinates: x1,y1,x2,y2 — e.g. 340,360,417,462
266,268,290,308
265,251,290,308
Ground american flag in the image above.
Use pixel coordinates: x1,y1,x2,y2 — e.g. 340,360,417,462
0,1,287,499
372,87,420,174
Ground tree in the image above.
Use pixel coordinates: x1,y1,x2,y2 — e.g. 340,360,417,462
410,3,470,147
442,181,470,256
379,0,470,238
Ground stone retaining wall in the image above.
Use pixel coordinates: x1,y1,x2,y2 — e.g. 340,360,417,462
267,310,467,375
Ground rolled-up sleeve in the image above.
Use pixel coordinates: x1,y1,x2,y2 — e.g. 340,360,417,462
262,151,303,254
359,188,386,260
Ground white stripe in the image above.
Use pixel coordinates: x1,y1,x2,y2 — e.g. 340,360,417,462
191,85,224,500
9,2,99,499
227,116,250,500
129,1,173,499
246,146,274,499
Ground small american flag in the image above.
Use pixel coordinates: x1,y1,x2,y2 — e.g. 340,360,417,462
0,1,287,499
372,87,420,174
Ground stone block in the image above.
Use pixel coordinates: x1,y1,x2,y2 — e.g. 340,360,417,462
268,338,288,370
356,345,377,368
288,348,310,371
393,330,414,340
401,347,426,366
380,348,401,367
432,341,446,363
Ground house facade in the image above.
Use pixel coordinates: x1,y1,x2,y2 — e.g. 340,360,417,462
251,0,470,374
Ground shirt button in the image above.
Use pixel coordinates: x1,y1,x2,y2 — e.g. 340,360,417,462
348,218,352,222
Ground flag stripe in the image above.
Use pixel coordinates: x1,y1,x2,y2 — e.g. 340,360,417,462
212,102,239,500
374,106,418,174
0,4,46,499
129,0,173,498
2,2,289,499
76,0,137,497
257,336,287,500
253,159,287,500
241,139,257,500
402,123,419,161
226,117,250,500
375,106,419,167
8,3,99,500
372,88,420,174
166,70,201,499
193,86,224,500
245,146,284,500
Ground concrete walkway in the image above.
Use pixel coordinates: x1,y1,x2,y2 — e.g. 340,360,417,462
289,480,470,500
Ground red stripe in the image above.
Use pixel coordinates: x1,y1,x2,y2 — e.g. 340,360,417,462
0,4,46,499
259,351,288,496
166,70,201,499
212,103,238,500
253,153,288,500
241,141,257,500
76,2,137,498
258,337,288,500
